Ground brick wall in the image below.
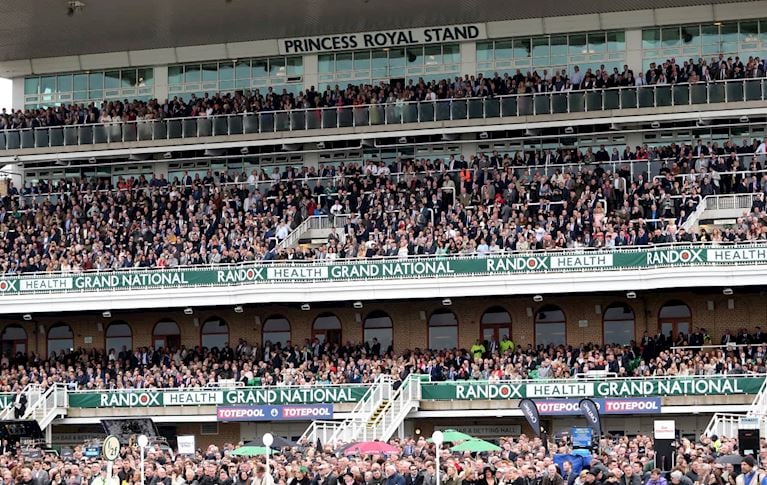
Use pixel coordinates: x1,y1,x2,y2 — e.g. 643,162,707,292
6,289,764,357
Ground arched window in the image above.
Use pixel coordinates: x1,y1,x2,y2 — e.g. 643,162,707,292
153,320,181,350
262,316,291,347
105,322,133,354
201,318,229,350
480,306,512,347
364,311,393,354
658,300,691,340
428,309,458,349
603,303,635,346
47,323,74,357
1,325,27,356
313,313,342,345
535,305,566,347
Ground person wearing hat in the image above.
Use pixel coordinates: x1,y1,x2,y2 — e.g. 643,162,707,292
707,464,727,485
736,456,763,485
343,471,361,485
289,467,311,485
478,467,498,485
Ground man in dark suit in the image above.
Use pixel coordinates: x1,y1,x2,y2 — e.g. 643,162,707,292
721,330,734,346
315,464,338,485
405,464,423,485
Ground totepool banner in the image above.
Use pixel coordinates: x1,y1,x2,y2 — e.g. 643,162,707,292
2,245,767,296
535,398,660,416
66,376,764,409
216,404,333,421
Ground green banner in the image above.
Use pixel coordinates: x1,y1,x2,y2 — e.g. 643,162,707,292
420,376,765,400
66,376,764,409
68,386,369,408
0,394,13,409
1,245,766,296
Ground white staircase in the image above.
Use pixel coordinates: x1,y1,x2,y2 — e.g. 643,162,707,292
686,194,760,232
277,215,350,250
0,383,68,435
301,374,423,446
705,376,767,438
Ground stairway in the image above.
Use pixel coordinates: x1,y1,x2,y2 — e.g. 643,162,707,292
0,383,68,441
277,215,350,250
301,373,424,446
684,193,760,232
705,376,767,438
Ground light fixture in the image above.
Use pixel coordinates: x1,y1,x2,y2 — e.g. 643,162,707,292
301,303,311,311
102,311,111,318
137,435,148,448
740,115,749,123
163,152,173,159
564,126,574,134
723,288,733,296
353,301,363,309
234,305,244,313
533,295,543,303
713,21,723,26
626,291,637,299
88,157,97,164
650,121,660,129
415,428,422,435
240,147,249,155
479,131,489,139
696,119,709,127
184,307,194,315
316,141,325,149
398,136,408,144
23,314,32,321
442,298,452,306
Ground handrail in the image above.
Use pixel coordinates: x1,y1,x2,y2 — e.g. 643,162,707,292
1,78,765,151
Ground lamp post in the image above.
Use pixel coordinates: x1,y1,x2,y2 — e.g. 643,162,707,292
431,430,444,485
263,433,274,481
137,435,149,485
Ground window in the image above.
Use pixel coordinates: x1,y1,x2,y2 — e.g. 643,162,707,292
428,309,458,350
364,311,393,354
201,318,229,350
1,325,27,356
263,316,291,347
658,300,691,340
535,306,566,347
603,304,635,346
153,320,181,350
23,68,155,108
105,322,132,353
47,323,74,357
313,313,342,345
480,306,512,346
168,57,303,99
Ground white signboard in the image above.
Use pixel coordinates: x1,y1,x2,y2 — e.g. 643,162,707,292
739,416,760,430
279,24,486,54
177,435,196,455
654,420,676,439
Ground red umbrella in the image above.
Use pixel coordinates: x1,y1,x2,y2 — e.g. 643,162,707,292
340,441,399,456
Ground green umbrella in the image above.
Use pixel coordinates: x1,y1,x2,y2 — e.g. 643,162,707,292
450,439,501,453
230,446,272,457
426,429,474,443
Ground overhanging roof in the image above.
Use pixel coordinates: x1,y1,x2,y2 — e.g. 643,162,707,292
0,0,757,63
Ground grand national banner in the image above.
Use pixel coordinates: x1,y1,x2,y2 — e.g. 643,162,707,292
2,245,767,297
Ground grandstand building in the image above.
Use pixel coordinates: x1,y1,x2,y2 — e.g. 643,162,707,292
0,0,766,450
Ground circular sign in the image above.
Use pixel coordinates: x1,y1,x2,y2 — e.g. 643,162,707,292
103,435,120,461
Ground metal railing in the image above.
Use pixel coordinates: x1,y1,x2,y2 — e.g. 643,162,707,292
2,78,766,151
704,193,760,212
277,214,351,250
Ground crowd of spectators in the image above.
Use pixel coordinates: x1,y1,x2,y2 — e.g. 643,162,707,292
1,324,766,393
0,421,762,485
2,137,767,275
2,54,767,130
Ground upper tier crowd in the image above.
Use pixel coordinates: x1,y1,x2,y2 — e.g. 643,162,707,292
0,416,762,485
1,54,765,129
1,324,766,392
2,136,767,274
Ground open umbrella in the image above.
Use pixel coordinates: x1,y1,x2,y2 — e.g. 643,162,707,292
450,439,501,453
426,429,474,443
338,441,400,456
230,446,272,457
245,436,297,449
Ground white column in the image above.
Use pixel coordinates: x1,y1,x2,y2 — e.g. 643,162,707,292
460,41,477,78
625,29,644,74
303,54,319,92
153,65,169,101
11,77,24,110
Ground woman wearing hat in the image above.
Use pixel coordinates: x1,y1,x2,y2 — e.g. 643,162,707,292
288,467,311,485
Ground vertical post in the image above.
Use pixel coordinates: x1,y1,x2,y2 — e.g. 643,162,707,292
263,432,274,480
137,435,148,485
432,431,444,485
